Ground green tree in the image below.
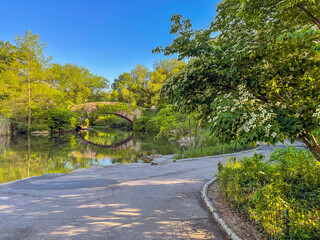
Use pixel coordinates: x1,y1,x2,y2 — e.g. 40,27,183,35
16,30,50,133
112,72,134,92
46,63,108,105
0,31,108,133
0,31,51,133
111,60,185,107
155,1,320,161
0,41,19,103
149,59,185,105
112,72,136,104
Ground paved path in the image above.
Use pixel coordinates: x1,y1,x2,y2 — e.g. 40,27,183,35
0,145,297,240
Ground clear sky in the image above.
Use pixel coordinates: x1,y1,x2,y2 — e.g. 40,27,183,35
0,0,219,83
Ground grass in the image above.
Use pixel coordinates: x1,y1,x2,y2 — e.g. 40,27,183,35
174,141,255,160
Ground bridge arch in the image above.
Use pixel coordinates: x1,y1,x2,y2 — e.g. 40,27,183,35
70,102,142,125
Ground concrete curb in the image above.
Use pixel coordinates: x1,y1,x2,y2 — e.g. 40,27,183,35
177,146,261,162
201,178,242,240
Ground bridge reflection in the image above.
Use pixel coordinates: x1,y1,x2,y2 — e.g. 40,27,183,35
76,128,134,151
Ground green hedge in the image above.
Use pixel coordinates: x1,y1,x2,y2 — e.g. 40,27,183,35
217,147,320,239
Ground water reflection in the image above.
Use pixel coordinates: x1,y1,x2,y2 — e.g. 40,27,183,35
0,129,181,183
77,129,134,149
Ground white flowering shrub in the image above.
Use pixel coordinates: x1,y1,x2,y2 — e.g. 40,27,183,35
208,85,305,145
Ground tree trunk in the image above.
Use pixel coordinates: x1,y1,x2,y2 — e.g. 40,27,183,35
194,124,198,150
27,50,31,134
297,4,320,29
27,135,31,177
301,134,320,162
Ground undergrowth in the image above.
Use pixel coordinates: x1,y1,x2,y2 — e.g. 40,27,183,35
217,147,320,239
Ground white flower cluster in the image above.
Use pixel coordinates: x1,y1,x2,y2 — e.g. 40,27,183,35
210,85,277,138
265,124,272,137
242,114,257,132
312,107,320,119
223,93,232,99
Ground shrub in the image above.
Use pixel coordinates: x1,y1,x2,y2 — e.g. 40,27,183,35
217,147,320,239
31,108,79,132
133,108,159,132
93,115,132,129
47,108,79,131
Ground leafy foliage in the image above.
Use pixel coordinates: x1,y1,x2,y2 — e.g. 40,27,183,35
92,115,132,130
111,59,185,107
46,63,108,104
76,102,140,127
217,147,320,239
0,31,108,133
45,108,79,131
134,105,197,140
155,0,320,160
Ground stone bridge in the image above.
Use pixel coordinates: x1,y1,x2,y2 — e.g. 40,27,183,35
70,102,142,125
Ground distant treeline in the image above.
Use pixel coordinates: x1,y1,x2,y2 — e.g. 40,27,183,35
0,30,185,133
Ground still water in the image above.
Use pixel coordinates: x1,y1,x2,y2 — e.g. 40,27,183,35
0,129,181,183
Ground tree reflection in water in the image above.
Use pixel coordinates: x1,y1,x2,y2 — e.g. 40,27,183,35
0,129,181,183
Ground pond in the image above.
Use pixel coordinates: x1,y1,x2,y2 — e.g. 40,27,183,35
0,129,182,184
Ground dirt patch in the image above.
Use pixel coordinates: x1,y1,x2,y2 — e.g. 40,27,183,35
208,181,265,240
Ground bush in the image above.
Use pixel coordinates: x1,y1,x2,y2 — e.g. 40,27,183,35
133,105,196,138
31,108,79,132
133,108,159,132
47,108,79,131
217,147,320,239
93,115,132,129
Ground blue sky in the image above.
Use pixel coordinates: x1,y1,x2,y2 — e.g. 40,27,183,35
0,0,219,83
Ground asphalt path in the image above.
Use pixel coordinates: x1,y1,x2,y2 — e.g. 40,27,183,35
0,144,299,240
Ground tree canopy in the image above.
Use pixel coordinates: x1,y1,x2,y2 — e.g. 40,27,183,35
0,31,109,132
110,59,185,107
155,0,320,161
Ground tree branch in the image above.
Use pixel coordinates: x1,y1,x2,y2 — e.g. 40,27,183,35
296,4,320,29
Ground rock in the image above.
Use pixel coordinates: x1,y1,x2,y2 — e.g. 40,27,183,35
141,154,161,163
31,131,49,136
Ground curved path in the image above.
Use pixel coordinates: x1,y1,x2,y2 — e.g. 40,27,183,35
0,145,295,240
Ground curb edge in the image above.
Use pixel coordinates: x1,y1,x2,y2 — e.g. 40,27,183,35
177,146,261,162
201,177,242,240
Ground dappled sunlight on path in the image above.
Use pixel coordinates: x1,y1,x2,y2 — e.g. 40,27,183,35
0,149,268,239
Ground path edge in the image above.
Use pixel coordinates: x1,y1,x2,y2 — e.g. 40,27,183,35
201,177,242,240
0,146,261,187
177,146,261,162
